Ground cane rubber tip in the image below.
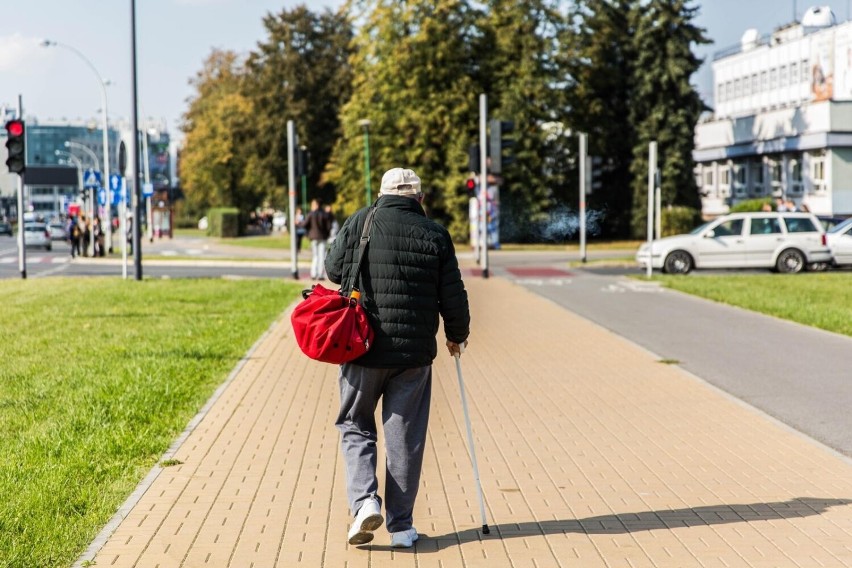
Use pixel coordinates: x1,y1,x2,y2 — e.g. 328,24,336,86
482,524,490,534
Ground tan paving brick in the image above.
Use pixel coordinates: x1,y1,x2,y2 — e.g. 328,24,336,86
82,276,852,567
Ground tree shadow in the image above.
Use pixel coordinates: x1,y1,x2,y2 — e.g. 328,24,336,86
365,497,851,553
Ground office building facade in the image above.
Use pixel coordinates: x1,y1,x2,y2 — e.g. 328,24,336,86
694,6,852,217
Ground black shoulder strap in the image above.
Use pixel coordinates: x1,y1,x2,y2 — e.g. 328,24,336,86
348,204,378,295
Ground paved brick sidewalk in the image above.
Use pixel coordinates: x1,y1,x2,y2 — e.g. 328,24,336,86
81,277,852,567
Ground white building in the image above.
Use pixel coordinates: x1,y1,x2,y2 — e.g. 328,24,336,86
694,6,852,217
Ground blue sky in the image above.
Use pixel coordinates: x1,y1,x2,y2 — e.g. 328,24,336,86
1,1,848,139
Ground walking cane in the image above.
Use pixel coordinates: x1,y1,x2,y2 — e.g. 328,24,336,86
453,344,490,535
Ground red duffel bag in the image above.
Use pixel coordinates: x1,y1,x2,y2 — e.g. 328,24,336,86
290,284,373,364
290,204,378,364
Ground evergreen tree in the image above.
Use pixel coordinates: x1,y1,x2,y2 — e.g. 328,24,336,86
180,50,265,223
244,6,353,207
629,0,708,237
564,0,637,238
325,0,481,241
483,0,571,242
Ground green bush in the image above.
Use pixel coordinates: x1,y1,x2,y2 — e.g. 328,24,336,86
207,207,240,238
730,198,774,212
662,206,701,236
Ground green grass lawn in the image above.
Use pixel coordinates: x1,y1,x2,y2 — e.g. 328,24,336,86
655,273,852,337
0,277,301,567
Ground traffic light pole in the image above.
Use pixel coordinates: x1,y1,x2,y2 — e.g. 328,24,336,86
287,120,299,280
15,95,26,279
131,0,143,281
579,132,587,263
479,94,489,279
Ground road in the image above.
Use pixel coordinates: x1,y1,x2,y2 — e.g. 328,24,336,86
3,236,851,458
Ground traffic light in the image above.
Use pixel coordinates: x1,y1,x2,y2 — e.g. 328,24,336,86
465,177,477,197
466,144,481,174
489,119,515,174
296,147,309,178
5,119,26,175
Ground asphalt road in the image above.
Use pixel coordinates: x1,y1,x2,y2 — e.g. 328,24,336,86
484,253,852,459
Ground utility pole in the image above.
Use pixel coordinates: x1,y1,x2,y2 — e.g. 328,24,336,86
646,142,657,279
15,95,26,279
579,132,588,263
288,120,298,280
479,94,489,279
130,0,143,280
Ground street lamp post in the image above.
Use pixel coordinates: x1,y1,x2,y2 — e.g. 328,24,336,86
358,119,372,206
55,150,84,199
42,39,113,253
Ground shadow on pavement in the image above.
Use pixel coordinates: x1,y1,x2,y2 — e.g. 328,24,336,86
365,497,851,552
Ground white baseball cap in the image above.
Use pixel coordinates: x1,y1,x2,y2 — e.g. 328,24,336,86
380,167,421,195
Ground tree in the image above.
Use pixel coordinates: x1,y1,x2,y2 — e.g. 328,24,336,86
325,0,481,241
180,50,267,225
481,0,572,242
629,0,709,237
564,0,638,238
244,6,353,207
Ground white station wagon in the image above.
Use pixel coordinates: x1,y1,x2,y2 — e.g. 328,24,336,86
636,212,832,274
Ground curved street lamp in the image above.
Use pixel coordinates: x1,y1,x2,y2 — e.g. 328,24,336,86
42,39,113,252
54,149,84,195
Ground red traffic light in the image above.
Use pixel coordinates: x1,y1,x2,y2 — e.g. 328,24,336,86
5,120,24,137
466,178,476,191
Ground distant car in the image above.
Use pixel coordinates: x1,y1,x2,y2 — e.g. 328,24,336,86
817,215,846,231
636,212,831,274
23,222,52,251
0,221,12,237
826,217,852,267
49,221,67,241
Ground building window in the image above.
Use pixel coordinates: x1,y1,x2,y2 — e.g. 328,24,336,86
752,73,759,93
791,62,799,84
770,159,783,196
770,68,778,89
704,169,715,187
780,65,788,87
789,159,803,194
802,59,809,82
719,165,731,197
734,78,741,98
751,161,765,196
761,71,768,91
734,164,748,196
811,153,826,192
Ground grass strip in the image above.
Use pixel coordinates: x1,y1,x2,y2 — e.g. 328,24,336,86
654,273,852,337
0,277,300,567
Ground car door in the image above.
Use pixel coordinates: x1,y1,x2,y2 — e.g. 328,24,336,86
745,215,783,267
831,224,852,266
694,217,747,267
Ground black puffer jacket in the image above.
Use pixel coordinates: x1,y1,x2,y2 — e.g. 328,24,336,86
325,195,470,368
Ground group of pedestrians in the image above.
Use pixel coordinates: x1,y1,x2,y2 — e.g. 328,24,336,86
64,214,106,258
293,199,339,279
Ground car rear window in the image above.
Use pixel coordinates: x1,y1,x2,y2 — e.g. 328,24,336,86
783,217,818,233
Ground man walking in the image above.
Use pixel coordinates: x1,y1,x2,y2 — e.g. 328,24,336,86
325,167,470,548
303,199,332,279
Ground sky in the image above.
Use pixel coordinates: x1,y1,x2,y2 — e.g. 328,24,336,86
1,0,850,141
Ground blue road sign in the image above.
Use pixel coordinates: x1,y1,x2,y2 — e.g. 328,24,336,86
83,169,102,189
98,188,107,207
142,182,154,197
109,173,121,192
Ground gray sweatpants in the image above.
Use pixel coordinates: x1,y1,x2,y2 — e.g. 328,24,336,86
335,363,431,533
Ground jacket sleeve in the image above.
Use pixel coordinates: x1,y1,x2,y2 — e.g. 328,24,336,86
437,234,471,343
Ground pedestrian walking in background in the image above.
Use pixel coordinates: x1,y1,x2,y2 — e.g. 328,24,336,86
325,167,470,548
303,199,333,280
293,207,306,256
325,204,339,245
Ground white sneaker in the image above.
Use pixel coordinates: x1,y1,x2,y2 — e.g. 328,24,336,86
390,527,418,548
347,498,384,545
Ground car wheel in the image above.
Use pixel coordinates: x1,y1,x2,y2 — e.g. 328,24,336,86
776,248,804,273
663,250,693,274
46,244,52,252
